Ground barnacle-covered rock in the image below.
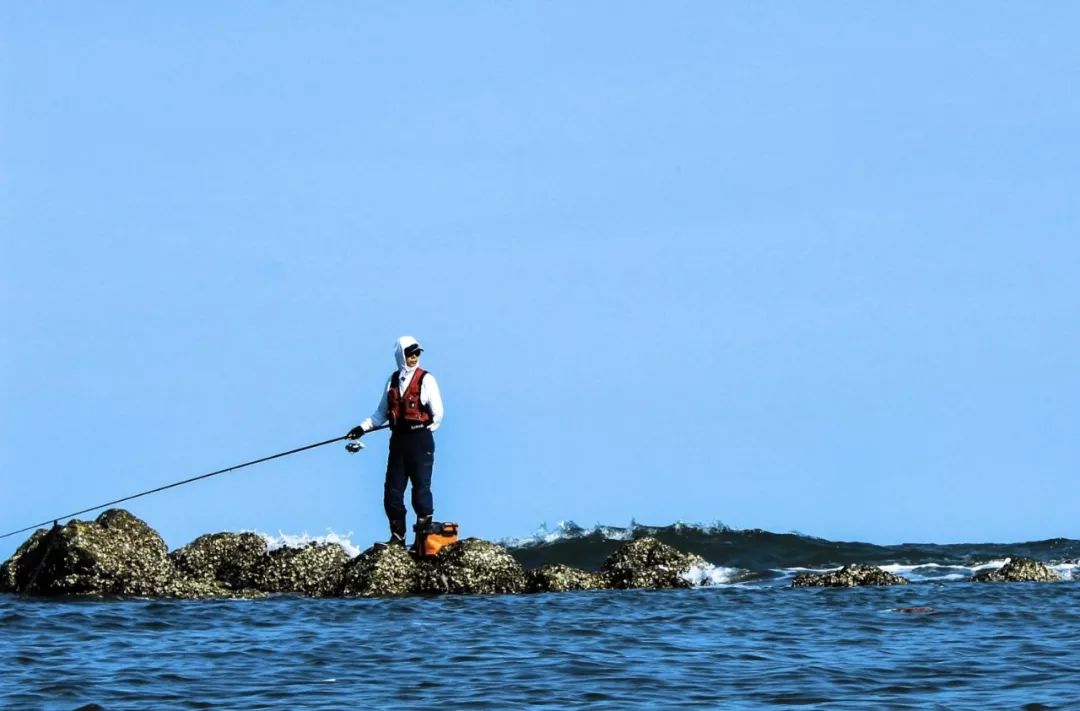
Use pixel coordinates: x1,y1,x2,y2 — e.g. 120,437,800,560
0,509,240,598
526,564,607,593
1,528,50,593
600,537,707,589
418,538,526,594
792,564,909,588
338,544,419,597
253,542,349,596
170,532,267,590
971,557,1060,583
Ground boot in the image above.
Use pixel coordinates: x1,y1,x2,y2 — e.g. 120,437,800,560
378,519,406,548
412,515,434,555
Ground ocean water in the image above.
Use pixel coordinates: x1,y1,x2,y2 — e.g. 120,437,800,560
3,524,1079,710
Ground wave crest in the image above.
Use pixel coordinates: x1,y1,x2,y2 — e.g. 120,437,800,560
501,520,1080,582
246,530,362,558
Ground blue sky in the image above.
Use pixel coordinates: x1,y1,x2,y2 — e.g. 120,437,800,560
2,3,1077,560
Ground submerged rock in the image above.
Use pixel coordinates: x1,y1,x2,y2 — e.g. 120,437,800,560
170,532,268,590
253,542,349,596
0,510,234,598
418,538,526,594
526,564,607,593
338,544,419,597
971,557,1060,583
600,537,706,589
792,564,909,588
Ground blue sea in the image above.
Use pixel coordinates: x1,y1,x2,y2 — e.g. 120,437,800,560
3,524,1079,710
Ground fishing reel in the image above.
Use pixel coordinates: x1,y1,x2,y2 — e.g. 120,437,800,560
345,441,365,454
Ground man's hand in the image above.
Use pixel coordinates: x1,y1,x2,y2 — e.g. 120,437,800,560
346,425,366,440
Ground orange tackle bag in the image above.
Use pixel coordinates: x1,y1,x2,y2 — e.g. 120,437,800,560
414,521,459,558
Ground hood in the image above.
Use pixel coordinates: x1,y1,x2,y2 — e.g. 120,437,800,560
394,335,421,371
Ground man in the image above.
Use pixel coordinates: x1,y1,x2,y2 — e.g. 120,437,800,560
348,336,444,548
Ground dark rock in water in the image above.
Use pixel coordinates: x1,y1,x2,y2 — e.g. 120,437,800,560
170,532,268,590
338,544,419,597
526,563,607,593
600,537,707,589
792,564,909,588
418,538,526,594
971,557,1060,583
71,704,107,711
0,509,234,598
0,528,50,593
253,542,348,596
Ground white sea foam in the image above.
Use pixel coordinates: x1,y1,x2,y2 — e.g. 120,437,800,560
878,562,979,582
957,558,1080,581
500,519,733,548
596,525,634,542
783,566,841,575
771,558,1080,583
499,520,633,547
247,530,363,558
775,562,981,583
499,521,587,547
682,564,744,587
969,558,1012,572
1050,562,1078,581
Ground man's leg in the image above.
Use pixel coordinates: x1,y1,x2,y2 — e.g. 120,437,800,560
383,434,408,544
406,428,436,520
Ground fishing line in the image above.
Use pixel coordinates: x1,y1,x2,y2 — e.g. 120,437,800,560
0,426,388,540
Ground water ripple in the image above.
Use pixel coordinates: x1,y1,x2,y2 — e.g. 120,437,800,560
2,582,1078,709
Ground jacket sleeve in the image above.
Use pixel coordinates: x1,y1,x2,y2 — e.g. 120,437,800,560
359,375,393,431
421,374,444,432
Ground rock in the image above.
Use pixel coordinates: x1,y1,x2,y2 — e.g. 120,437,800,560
4,513,760,599
0,510,238,598
338,544,419,597
170,532,268,590
1,528,50,593
253,542,348,596
792,564,909,588
418,538,526,594
526,564,607,593
971,557,1060,583
600,537,707,589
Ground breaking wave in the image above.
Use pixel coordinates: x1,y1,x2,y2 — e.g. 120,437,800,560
500,520,1080,586
236,520,1079,587
248,530,363,558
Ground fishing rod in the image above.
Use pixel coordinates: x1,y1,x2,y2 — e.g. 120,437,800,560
0,425,389,540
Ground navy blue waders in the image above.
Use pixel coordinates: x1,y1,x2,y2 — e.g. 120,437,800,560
384,424,435,538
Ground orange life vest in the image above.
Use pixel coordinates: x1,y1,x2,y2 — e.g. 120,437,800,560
387,368,432,427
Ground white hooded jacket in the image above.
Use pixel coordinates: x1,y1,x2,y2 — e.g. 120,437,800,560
360,336,444,432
